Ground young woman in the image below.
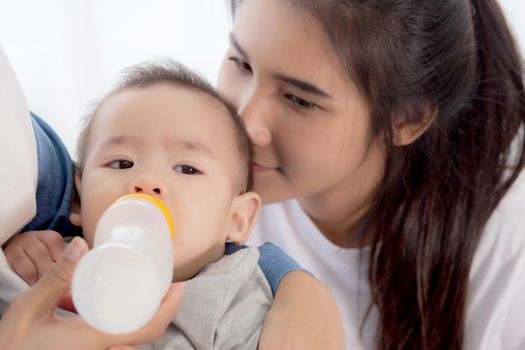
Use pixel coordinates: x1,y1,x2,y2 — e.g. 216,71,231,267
217,0,525,349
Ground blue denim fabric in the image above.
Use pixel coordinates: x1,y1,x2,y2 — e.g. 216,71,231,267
21,112,80,236
225,242,311,296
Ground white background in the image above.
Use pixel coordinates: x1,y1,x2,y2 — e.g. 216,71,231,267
0,0,523,156
0,0,231,155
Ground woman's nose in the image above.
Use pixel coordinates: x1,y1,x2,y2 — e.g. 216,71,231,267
239,92,272,147
127,173,166,197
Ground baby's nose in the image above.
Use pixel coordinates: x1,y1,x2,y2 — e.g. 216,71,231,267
133,185,161,195
128,173,166,197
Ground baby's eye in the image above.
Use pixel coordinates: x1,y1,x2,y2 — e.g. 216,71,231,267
174,165,201,175
108,160,134,169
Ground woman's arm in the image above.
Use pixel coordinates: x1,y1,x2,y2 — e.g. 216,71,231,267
259,271,345,350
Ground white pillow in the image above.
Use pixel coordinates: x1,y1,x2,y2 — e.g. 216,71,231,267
0,44,37,244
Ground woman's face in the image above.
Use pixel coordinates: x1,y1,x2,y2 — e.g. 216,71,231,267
217,0,385,205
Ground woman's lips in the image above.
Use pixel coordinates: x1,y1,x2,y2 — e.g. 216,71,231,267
252,163,275,173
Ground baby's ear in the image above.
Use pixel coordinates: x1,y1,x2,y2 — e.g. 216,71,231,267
226,192,261,245
69,167,82,227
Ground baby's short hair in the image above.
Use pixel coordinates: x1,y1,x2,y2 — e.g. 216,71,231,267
76,60,253,192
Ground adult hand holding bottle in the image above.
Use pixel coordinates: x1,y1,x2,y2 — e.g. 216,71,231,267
0,237,184,350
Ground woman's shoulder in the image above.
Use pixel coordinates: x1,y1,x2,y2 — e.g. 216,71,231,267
485,169,525,235
465,169,525,349
472,170,525,273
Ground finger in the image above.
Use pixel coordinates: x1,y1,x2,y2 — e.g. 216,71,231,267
25,237,89,314
109,346,137,350
36,230,65,262
10,249,38,285
24,237,55,282
108,282,185,346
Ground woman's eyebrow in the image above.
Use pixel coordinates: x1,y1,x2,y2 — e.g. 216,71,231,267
229,33,250,60
273,73,332,99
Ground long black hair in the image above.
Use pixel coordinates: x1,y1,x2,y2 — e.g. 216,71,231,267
231,0,525,349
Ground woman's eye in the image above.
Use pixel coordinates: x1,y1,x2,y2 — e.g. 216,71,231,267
228,56,253,74
174,165,201,175
108,160,134,169
284,93,318,110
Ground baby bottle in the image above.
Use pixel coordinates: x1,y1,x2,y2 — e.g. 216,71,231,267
71,193,174,334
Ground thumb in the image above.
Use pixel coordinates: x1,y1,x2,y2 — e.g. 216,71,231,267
27,237,88,314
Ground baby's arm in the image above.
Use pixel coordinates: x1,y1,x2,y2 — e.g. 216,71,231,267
3,231,64,286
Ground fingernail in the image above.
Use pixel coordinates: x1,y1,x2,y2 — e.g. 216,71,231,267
63,237,84,261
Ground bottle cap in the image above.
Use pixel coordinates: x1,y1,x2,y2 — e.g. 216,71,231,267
116,193,174,238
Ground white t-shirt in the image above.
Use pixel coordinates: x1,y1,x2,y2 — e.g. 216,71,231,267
247,170,525,350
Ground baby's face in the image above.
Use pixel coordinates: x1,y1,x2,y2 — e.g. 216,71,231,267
77,83,247,280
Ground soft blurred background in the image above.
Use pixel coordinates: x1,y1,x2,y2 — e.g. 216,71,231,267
0,0,524,156
0,0,230,155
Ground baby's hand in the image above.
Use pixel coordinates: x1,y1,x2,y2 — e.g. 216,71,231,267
4,230,65,286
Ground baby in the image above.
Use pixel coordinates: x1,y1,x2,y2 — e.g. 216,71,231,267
4,61,305,349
